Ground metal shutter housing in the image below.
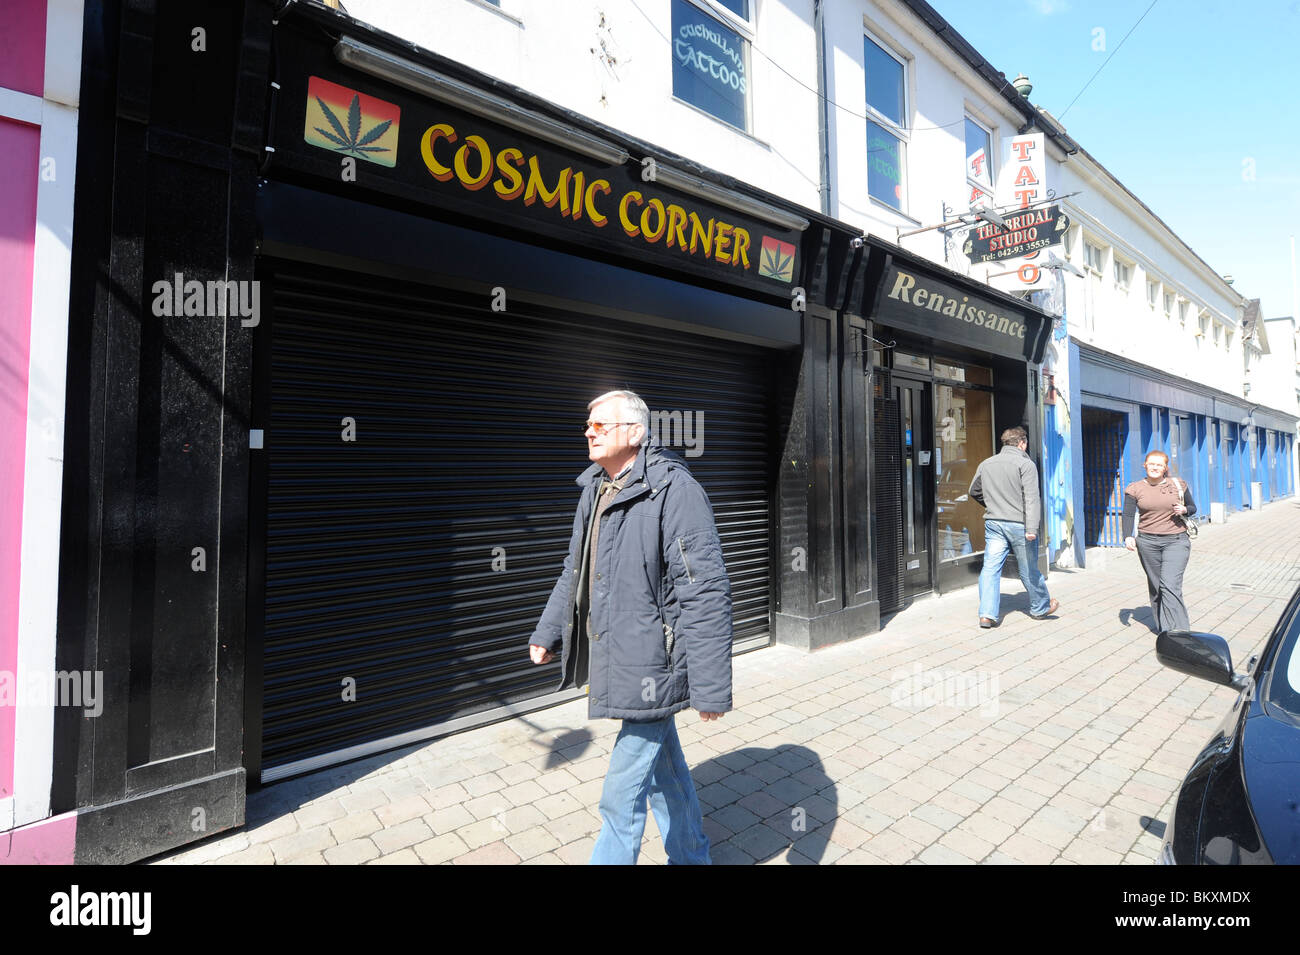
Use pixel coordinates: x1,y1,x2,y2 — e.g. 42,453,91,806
259,261,777,779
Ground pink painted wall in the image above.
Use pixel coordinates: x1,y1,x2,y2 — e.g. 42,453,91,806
0,0,48,96
0,812,76,864
0,118,41,805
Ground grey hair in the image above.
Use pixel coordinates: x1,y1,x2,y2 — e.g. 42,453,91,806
588,389,650,446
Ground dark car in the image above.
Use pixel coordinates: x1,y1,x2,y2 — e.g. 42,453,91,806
1155,586,1300,864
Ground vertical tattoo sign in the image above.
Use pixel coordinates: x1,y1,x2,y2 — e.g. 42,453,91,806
988,133,1053,293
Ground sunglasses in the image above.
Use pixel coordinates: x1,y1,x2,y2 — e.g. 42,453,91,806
585,421,636,435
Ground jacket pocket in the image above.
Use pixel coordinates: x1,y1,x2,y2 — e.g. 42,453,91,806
663,622,675,669
676,537,695,583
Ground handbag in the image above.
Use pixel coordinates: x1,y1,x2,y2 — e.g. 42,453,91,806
1172,478,1198,538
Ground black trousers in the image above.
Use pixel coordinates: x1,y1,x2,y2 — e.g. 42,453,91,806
1135,531,1191,633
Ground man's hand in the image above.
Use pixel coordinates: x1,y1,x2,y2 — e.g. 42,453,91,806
529,644,555,664
699,711,723,722
1125,536,1136,552
1025,533,1036,542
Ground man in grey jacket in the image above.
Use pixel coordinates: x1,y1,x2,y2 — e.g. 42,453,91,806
969,426,1059,628
529,389,732,864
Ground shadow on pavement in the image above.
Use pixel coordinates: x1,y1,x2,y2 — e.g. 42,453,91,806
690,744,835,864
992,592,1060,620
148,713,598,863
1119,607,1158,633
534,725,596,769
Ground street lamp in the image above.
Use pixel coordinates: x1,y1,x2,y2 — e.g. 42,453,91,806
1042,252,1084,278
985,253,1083,281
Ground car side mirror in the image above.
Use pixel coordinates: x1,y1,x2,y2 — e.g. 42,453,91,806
1156,630,1249,689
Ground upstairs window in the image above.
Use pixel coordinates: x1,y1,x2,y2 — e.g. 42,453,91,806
964,117,993,208
672,0,752,132
865,34,907,212
1163,290,1174,317
1147,280,1158,307
1113,260,1132,290
1179,301,1189,325
1084,241,1104,274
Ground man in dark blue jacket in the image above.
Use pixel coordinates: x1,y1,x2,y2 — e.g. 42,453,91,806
529,389,733,865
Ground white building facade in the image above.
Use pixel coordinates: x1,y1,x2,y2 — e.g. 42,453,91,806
18,0,1295,863
341,0,1296,575
817,0,1296,568
340,0,825,212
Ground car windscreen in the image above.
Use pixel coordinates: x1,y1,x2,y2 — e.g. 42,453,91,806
1264,592,1300,724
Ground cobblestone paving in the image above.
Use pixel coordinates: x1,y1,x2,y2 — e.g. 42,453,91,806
152,499,1300,865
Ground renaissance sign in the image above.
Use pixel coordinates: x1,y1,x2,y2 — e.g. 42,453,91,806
964,205,1070,265
875,262,1046,362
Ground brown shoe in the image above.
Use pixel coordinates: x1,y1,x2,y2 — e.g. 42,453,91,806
979,617,997,629
1031,599,1060,620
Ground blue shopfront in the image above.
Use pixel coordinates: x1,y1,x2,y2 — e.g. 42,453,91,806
1063,343,1296,556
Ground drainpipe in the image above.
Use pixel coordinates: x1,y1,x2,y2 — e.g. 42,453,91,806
814,0,831,215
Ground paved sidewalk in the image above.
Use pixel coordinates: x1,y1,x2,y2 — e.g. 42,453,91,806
153,500,1300,865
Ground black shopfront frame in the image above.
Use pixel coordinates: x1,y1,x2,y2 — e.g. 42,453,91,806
885,338,1044,598
865,252,1050,603
48,0,1055,861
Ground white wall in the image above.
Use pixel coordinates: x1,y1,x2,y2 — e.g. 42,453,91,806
822,0,1027,266
1053,155,1243,398
820,1,1255,405
342,0,824,211
1255,316,1299,416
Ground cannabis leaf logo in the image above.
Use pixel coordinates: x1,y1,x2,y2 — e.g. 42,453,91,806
760,242,794,282
313,94,393,157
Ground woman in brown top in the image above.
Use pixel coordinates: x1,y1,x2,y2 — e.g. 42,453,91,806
1122,449,1196,633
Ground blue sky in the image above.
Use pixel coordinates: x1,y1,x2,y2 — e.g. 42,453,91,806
930,0,1300,320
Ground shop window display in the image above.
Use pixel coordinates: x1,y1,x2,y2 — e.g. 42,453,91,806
934,363,994,561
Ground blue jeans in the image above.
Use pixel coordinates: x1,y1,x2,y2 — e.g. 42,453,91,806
978,519,1052,619
589,714,711,865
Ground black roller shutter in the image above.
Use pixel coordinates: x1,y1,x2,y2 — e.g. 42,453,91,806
258,260,777,778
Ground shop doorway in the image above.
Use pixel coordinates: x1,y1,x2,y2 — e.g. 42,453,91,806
872,368,935,611
1213,420,1227,508
890,376,934,598
1081,407,1128,546
1172,414,1199,507
1226,422,1242,511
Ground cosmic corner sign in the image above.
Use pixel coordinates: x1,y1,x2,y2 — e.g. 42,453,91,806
272,45,802,295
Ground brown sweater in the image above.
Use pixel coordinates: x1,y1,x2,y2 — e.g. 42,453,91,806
1122,478,1197,537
